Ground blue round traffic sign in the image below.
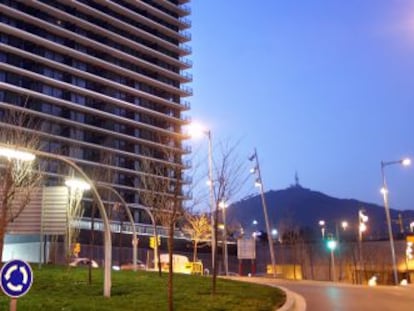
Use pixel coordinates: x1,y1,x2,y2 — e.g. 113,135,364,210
0,259,33,298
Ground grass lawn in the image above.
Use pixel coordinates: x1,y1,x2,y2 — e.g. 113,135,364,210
0,265,285,311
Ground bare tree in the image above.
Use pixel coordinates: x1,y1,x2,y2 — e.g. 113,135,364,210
0,110,42,262
210,140,250,294
138,146,185,311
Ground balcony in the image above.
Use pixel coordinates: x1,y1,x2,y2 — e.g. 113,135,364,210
182,159,192,169
180,99,191,109
180,57,193,68
180,70,192,82
179,30,192,41
179,17,191,28
180,114,191,124
182,175,192,184
180,85,193,96
179,43,192,54
178,4,191,15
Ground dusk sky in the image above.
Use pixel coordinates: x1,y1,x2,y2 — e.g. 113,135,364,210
188,1,414,211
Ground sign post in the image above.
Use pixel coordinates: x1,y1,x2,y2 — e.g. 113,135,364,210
0,259,34,311
237,239,256,276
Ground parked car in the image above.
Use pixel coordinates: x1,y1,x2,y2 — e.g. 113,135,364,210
120,260,147,270
69,258,99,268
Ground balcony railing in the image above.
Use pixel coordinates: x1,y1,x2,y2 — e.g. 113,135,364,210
179,43,192,54
179,4,191,14
180,85,193,95
179,17,191,28
179,30,192,41
180,99,190,109
180,57,193,67
183,145,191,153
180,70,193,81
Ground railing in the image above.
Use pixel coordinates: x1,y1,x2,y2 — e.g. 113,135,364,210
180,85,193,95
180,99,191,109
182,145,192,153
179,17,191,28
179,4,191,14
180,70,193,81
180,114,191,123
180,57,193,67
79,218,190,239
179,30,191,41
182,159,192,169
179,43,192,54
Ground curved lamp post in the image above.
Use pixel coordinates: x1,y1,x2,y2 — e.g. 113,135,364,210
381,158,411,285
0,144,112,297
96,184,139,272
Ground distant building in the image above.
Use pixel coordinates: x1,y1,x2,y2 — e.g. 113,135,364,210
0,1,192,225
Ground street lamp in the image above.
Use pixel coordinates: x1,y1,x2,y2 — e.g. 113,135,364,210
187,123,216,278
381,157,411,285
249,148,277,277
0,146,36,161
96,184,139,272
218,200,228,275
358,209,368,284
0,144,112,297
319,220,326,240
327,239,337,282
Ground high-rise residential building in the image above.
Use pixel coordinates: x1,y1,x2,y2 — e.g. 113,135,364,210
0,0,192,225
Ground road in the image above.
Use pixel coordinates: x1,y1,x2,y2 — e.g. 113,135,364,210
229,277,414,311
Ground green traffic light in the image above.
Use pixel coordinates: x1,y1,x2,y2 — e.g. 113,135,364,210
327,240,337,250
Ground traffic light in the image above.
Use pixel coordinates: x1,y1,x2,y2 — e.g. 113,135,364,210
406,242,413,260
149,236,161,249
327,240,337,251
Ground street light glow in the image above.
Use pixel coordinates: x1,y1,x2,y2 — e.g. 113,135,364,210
319,220,325,226
186,122,208,139
65,178,91,191
402,158,411,166
0,146,35,161
359,223,367,233
254,179,262,188
218,200,228,209
341,221,348,230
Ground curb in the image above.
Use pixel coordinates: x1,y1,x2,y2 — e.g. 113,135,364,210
276,286,306,311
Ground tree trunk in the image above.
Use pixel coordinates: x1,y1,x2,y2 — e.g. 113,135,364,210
193,240,198,262
0,194,9,264
168,221,175,311
88,203,96,285
0,224,5,264
212,207,219,295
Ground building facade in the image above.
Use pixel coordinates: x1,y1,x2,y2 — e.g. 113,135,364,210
0,0,192,225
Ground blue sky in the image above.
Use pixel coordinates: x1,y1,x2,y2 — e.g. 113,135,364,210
188,0,414,210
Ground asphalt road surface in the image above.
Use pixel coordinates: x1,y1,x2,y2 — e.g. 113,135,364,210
230,277,414,311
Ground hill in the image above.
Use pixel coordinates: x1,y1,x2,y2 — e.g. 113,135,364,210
226,185,414,241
